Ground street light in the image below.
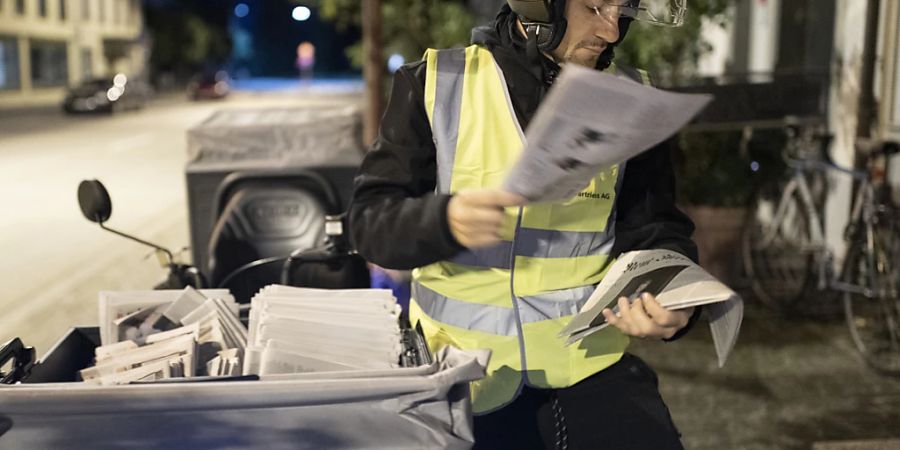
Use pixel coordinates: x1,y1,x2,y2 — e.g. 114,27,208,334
234,3,249,18
292,6,311,22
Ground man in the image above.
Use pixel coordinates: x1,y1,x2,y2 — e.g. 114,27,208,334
350,0,698,448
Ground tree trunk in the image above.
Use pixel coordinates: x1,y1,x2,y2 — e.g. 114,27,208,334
362,0,383,147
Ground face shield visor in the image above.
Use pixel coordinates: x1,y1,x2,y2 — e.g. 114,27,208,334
589,0,687,27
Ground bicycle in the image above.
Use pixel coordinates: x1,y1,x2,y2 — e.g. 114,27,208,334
741,123,900,374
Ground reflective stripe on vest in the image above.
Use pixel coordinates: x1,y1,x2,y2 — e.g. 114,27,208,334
413,282,595,336
449,226,617,269
415,45,646,413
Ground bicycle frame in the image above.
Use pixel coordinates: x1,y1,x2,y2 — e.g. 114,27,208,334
760,153,873,294
833,180,878,297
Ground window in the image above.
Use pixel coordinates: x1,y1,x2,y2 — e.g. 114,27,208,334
81,0,88,20
38,0,47,17
15,0,24,15
0,36,21,90
59,0,66,20
30,40,68,87
99,0,105,22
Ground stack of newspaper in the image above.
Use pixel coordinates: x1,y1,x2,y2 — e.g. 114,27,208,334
81,324,199,385
86,287,246,383
244,285,403,375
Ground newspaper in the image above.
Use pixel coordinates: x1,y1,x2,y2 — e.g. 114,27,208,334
86,287,247,383
81,333,197,384
98,288,234,346
244,286,405,375
504,64,712,202
559,250,743,367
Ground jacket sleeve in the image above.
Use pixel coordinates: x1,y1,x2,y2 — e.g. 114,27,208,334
613,138,702,341
613,138,698,261
348,62,465,270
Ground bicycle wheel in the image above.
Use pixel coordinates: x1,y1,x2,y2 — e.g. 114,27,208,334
843,218,900,374
742,187,816,312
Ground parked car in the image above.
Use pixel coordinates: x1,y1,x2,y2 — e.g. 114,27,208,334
187,71,230,101
62,74,151,114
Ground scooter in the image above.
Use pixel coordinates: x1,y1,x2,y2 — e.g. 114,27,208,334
75,178,369,299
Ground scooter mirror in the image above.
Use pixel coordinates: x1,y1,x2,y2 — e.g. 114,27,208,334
77,179,112,224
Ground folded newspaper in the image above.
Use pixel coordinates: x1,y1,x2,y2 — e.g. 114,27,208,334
86,287,246,383
503,64,712,203
244,285,408,376
559,250,743,367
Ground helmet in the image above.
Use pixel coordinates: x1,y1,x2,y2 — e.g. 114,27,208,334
506,0,686,52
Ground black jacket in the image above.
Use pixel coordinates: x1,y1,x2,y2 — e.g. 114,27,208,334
349,11,701,339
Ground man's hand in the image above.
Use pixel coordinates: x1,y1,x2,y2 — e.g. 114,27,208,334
447,189,526,249
601,293,693,340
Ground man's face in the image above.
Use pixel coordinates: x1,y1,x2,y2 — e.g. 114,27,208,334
551,0,621,67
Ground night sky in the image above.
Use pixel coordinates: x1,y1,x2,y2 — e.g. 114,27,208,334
143,0,360,79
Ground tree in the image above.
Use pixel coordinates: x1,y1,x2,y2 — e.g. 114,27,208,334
144,3,231,86
616,0,731,87
313,0,475,68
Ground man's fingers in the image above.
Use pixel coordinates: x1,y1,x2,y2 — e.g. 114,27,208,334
625,299,657,338
464,189,527,208
643,294,694,329
617,296,632,316
641,293,679,327
452,206,505,227
601,308,618,326
603,308,632,335
604,294,692,340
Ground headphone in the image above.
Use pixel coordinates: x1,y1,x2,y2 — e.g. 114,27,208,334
507,0,568,53
506,0,635,69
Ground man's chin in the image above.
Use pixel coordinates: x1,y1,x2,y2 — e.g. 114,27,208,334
565,52,601,68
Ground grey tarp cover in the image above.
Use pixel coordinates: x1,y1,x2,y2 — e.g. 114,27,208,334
186,105,364,168
0,347,489,449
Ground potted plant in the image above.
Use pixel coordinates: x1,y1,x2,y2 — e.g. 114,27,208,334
673,129,787,284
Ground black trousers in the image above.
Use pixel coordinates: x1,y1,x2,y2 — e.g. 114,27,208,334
473,354,683,450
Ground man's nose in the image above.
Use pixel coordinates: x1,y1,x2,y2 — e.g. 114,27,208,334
595,11,620,43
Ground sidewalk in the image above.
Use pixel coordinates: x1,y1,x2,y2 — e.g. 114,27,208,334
632,294,900,449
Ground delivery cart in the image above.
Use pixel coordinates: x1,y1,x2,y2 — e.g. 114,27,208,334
0,327,486,449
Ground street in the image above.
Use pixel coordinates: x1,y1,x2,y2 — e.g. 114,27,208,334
0,86,362,356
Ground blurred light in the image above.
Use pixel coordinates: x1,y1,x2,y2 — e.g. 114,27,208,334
297,42,316,70
292,6,311,21
234,3,249,18
214,81,229,96
113,73,127,88
387,53,405,73
107,86,123,102
750,161,760,172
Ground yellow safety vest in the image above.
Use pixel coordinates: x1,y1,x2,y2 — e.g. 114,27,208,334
411,44,649,414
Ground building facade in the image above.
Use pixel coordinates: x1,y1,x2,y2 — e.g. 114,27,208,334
698,0,899,253
0,0,144,109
